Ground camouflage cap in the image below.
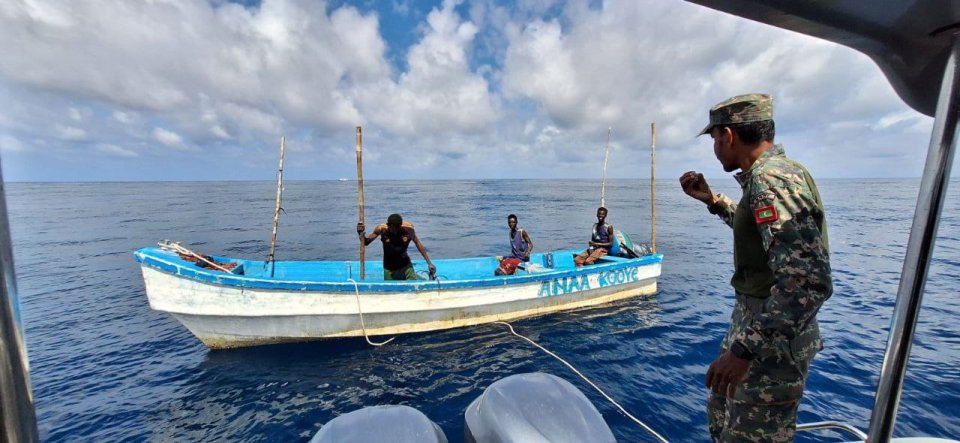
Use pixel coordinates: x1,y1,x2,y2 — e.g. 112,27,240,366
698,93,773,136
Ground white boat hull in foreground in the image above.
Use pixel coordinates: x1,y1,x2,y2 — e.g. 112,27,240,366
135,247,662,349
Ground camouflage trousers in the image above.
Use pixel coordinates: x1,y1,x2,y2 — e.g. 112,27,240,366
383,264,422,280
708,293,820,442
708,394,801,442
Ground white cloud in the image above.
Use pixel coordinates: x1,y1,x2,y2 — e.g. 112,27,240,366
873,110,925,131
496,0,932,177
392,0,411,15
0,134,25,153
152,127,185,149
0,0,386,128
503,20,579,124
68,107,91,122
112,111,136,124
96,143,138,158
0,0,936,180
55,124,86,141
211,125,230,140
217,103,283,135
353,0,498,137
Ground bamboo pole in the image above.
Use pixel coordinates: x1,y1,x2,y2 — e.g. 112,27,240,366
601,127,612,207
650,123,657,254
268,136,285,277
356,126,365,280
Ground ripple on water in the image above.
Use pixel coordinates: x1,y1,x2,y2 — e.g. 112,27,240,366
7,179,960,441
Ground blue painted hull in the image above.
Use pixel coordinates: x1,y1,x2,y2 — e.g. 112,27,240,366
134,247,663,292
134,247,664,348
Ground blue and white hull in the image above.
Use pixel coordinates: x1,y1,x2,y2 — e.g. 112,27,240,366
135,247,662,349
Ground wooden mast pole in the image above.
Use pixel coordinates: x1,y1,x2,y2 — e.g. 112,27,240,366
356,127,366,280
650,123,657,254
601,127,611,207
268,136,285,277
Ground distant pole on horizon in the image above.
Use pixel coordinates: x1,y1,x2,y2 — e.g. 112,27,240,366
268,136,285,277
601,127,612,207
651,123,657,254
356,126,366,280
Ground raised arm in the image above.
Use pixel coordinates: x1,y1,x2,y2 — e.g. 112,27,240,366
708,194,737,228
681,171,736,228
356,222,382,246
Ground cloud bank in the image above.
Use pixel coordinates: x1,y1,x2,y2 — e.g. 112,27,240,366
0,0,934,181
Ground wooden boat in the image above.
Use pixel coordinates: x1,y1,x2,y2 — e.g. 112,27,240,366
3,0,957,441
134,246,663,349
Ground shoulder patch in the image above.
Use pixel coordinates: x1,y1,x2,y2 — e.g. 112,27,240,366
754,205,778,224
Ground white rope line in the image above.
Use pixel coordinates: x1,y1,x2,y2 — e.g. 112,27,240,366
493,321,669,443
347,279,395,347
158,240,234,274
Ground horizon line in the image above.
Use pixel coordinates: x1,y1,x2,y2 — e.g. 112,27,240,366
3,176,929,184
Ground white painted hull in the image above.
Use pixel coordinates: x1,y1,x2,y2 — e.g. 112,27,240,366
140,261,661,349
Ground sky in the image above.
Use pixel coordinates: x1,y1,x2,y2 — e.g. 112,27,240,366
0,0,939,182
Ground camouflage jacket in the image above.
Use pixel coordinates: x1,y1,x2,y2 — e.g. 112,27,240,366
710,144,833,359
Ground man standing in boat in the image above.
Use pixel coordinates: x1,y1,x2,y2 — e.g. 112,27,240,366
574,207,614,266
357,213,436,280
680,94,832,442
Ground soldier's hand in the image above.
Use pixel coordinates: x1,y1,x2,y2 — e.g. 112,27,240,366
705,351,751,398
679,171,717,205
356,222,365,235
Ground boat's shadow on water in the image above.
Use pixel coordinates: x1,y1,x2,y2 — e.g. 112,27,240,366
200,338,377,367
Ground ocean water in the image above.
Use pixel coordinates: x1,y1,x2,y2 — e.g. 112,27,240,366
7,178,960,442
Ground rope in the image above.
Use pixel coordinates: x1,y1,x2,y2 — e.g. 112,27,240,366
433,275,444,302
347,279,395,347
493,321,669,443
416,270,444,281
158,240,234,274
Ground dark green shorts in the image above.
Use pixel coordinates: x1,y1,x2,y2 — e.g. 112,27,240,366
384,265,422,281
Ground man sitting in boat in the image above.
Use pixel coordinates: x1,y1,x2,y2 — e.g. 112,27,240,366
574,207,614,266
495,214,535,275
504,213,533,261
357,214,436,280
497,214,533,264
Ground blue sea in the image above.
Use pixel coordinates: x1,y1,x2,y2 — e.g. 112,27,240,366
7,178,960,442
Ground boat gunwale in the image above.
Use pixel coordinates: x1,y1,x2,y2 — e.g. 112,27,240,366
133,247,664,293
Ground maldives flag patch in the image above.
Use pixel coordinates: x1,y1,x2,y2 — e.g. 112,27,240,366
754,206,778,223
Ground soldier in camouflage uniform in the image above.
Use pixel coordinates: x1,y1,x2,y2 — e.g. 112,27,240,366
679,94,832,442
